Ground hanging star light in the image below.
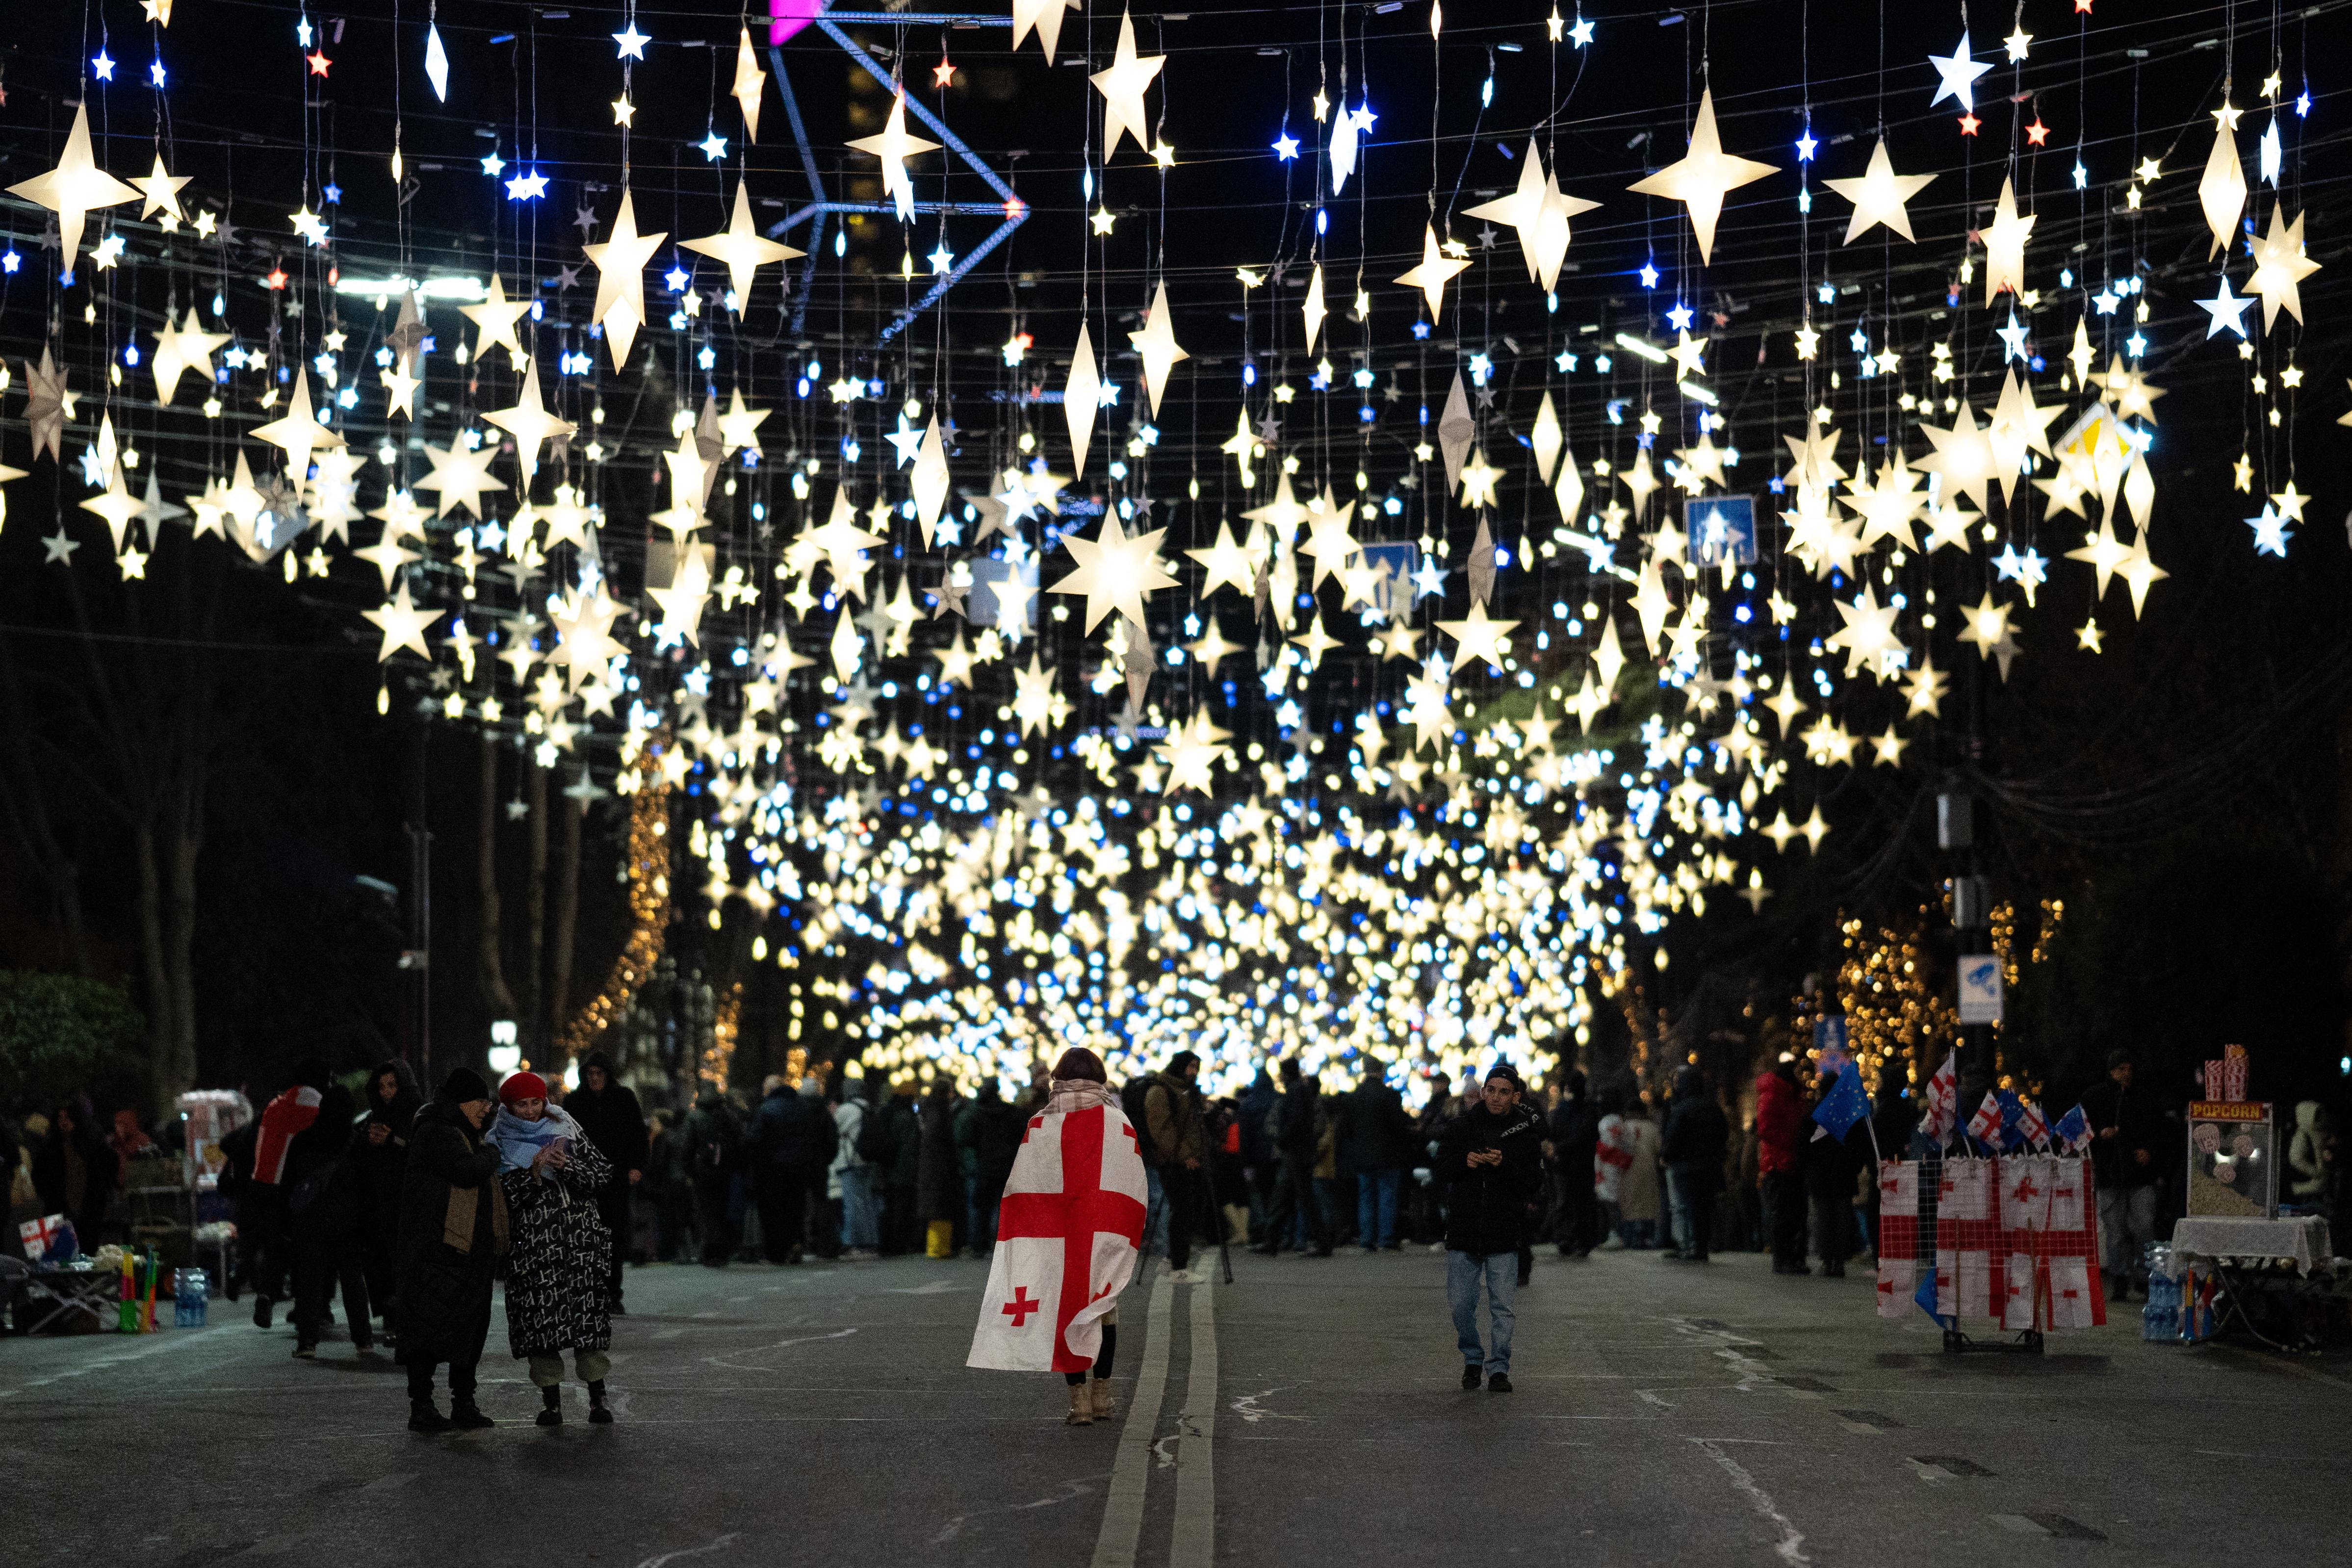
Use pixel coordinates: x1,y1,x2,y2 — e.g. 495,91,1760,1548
250,373,345,485
1626,89,1777,264
910,419,951,546
1011,654,1057,736
1301,263,1328,351
1436,601,1519,671
2196,102,2247,258
131,154,192,224
731,26,768,140
847,90,942,222
582,190,668,367
1186,523,1260,599
648,553,715,646
482,360,576,481
1821,139,1935,244
2246,207,2318,330
1979,177,2035,306
1926,32,1993,114
680,182,804,303
1012,0,1079,62
1062,324,1104,475
1047,513,1179,632
149,308,229,406
1091,10,1165,157
1128,281,1189,414
362,580,440,662
414,438,508,520
1394,225,1472,320
1463,139,1599,291
460,274,533,365
6,104,138,276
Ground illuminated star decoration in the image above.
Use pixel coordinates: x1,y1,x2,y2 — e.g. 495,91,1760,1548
1394,225,1472,320
1927,32,1993,115
679,182,804,303
1127,281,1190,414
731,27,768,141
845,90,942,222
1462,139,1599,291
5,103,138,276
1048,513,1179,632
581,189,669,367
459,273,533,365
1011,0,1079,63
362,580,440,663
1979,177,2036,307
1820,138,1935,244
482,360,576,481
1626,89,1777,264
250,374,345,488
1090,10,1166,157
149,308,230,406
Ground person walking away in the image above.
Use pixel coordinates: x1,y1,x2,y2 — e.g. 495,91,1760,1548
1661,1068,1731,1261
966,1048,1148,1426
1548,1071,1601,1259
396,1069,507,1432
744,1073,838,1264
356,1061,421,1344
1593,1092,1632,1247
1619,1102,1664,1248
1143,1052,1210,1280
32,1096,119,1260
643,1110,696,1262
287,1066,370,1359
834,1075,883,1259
957,1077,1027,1260
1341,1058,1414,1252
488,1072,619,1426
1436,1065,1545,1391
681,1084,743,1266
918,1079,964,1259
1255,1058,1333,1256
1806,1071,1862,1276
1755,1060,1808,1273
1410,1073,1456,1246
564,1052,647,1312
2080,1050,2165,1301
1238,1064,1278,1245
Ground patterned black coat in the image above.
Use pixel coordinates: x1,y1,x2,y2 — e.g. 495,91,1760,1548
498,1129,614,1359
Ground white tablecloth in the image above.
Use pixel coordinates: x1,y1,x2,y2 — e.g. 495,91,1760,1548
2171,1215,2332,1275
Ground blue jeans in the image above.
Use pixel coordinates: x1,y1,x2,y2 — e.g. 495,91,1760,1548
1357,1170,1400,1247
838,1166,880,1250
1144,1166,1168,1256
1446,1250,1518,1374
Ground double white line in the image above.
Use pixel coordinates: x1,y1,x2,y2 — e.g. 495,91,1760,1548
1090,1271,1217,1568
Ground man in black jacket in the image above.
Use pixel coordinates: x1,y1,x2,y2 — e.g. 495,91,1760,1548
1435,1064,1546,1391
565,1053,647,1309
1339,1059,1414,1252
743,1075,839,1264
1254,1058,1332,1257
2079,1049,2165,1301
1661,1066,1731,1262
1548,1070,1601,1258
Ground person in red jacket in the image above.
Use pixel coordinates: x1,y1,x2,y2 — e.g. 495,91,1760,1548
1754,1061,1809,1274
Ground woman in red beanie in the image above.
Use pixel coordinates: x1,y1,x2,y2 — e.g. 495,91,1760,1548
490,1070,619,1426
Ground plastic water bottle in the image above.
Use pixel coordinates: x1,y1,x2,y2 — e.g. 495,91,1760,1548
173,1267,208,1329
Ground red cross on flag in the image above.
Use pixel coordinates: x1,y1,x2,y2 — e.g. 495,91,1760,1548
967,1085,1149,1374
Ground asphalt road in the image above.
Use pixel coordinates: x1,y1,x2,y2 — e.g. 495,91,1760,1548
4,1245,2344,1567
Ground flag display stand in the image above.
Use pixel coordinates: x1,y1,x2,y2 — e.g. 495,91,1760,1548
1878,1150,2107,1355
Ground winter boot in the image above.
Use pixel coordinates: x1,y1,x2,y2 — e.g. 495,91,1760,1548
408,1398,453,1434
1089,1377,1119,1421
537,1386,564,1427
252,1293,274,1330
1065,1385,1092,1426
448,1396,495,1430
588,1379,615,1424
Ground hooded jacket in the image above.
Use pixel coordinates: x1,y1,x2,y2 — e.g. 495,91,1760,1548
565,1053,649,1191
1434,1100,1546,1256
394,1098,508,1368
1661,1073,1731,1194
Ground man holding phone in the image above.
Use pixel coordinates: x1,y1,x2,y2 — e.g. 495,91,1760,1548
1434,1064,1546,1392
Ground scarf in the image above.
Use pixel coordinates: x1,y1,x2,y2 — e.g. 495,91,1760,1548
1045,1080,1120,1117
489,1103,584,1176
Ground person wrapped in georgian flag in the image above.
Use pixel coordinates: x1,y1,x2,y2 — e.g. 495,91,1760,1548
968,1047,1148,1427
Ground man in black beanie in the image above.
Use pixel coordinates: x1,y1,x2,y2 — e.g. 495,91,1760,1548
394,1069,507,1431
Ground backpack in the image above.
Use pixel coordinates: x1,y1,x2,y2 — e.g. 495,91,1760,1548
854,1103,894,1166
1121,1078,1160,1167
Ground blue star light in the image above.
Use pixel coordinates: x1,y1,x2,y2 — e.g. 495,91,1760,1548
93,51,116,80
505,169,548,201
1794,131,1817,162
2247,504,2291,557
1665,302,1694,331
664,264,690,292
697,132,729,161
2072,160,2088,190
323,183,342,204
481,150,507,177
0,251,18,274
1637,262,1659,289
1569,17,1595,46
150,58,168,88
1272,133,1300,161
1410,320,1432,340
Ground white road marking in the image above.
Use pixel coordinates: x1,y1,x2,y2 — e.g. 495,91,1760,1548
0,1327,212,1398
700,1326,858,1372
1171,1277,1216,1568
1090,1271,1174,1568
632,1532,742,1568
932,1479,1097,1544
1688,1436,1811,1566
885,1280,966,1295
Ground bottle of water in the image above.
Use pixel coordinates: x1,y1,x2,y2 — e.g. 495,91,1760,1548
173,1267,208,1329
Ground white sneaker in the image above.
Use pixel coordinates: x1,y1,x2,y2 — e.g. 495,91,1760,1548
1167,1269,1202,1284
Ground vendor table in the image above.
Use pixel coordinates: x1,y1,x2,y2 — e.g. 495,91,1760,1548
2172,1215,2336,1352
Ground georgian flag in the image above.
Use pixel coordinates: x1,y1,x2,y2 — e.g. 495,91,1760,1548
252,1085,323,1186
1964,1090,2004,1146
2015,1100,2050,1149
968,1092,1149,1375
1918,1050,1960,1144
